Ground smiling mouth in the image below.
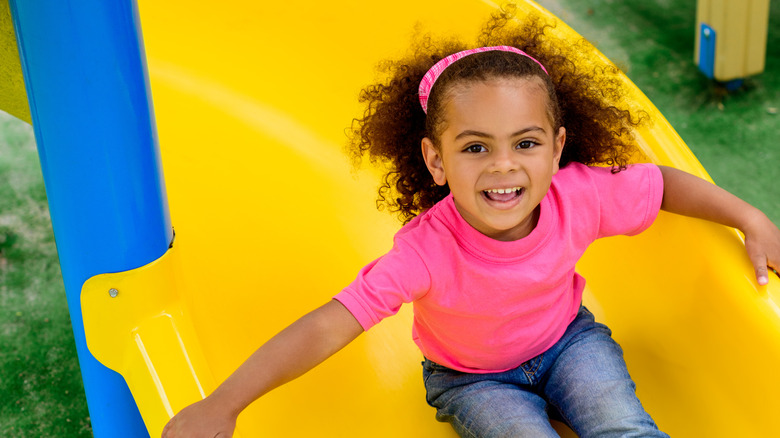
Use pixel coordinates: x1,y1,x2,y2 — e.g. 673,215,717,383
483,187,524,203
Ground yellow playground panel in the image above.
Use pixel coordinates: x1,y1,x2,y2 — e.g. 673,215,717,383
71,0,780,436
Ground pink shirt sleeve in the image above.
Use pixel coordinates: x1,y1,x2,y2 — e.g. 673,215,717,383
586,163,664,238
334,240,431,331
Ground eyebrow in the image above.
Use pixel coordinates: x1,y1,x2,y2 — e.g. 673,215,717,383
454,126,547,141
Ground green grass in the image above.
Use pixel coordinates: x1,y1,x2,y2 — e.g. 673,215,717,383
0,111,92,437
0,1,778,436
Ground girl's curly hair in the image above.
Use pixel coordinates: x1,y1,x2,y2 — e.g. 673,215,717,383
348,4,647,224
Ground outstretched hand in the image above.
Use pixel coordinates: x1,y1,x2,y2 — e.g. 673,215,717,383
161,396,237,438
742,211,780,286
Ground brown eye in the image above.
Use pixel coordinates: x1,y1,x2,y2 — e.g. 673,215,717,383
464,144,487,153
517,140,538,149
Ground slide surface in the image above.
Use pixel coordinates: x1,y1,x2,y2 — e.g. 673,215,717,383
76,1,780,436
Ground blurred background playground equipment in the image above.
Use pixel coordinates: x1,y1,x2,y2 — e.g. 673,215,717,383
694,0,770,89
1,0,778,436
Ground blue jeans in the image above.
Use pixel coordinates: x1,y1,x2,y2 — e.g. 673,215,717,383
422,307,668,437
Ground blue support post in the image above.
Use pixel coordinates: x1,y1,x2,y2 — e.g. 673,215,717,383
697,23,716,79
9,0,172,436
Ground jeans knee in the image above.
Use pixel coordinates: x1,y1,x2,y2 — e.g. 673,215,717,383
578,412,668,438
563,384,667,438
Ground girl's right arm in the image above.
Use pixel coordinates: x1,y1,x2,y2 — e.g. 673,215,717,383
161,299,364,438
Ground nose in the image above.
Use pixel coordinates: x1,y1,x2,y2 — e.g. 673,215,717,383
488,146,519,174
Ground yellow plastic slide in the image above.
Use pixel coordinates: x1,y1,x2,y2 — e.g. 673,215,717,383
19,0,780,436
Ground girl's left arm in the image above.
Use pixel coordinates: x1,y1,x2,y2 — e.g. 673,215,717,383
658,165,780,285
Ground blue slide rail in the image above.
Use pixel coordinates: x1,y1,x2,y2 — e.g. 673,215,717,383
9,0,172,435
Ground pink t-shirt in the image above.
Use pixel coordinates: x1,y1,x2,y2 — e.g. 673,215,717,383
335,162,663,373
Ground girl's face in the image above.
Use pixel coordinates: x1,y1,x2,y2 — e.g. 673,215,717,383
422,77,565,241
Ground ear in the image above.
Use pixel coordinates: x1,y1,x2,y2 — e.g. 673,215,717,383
421,137,447,186
551,126,566,174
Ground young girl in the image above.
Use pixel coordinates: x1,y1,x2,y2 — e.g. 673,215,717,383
163,8,780,438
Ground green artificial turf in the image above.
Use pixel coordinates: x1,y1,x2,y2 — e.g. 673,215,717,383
0,112,92,437
0,1,777,436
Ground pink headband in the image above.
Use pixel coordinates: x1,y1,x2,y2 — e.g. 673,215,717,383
418,45,548,114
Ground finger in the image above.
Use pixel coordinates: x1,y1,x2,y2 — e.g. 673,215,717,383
752,253,769,286
757,269,769,286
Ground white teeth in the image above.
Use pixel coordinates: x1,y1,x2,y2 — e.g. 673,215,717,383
485,187,522,194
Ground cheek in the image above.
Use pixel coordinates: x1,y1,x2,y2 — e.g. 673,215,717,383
443,162,479,190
